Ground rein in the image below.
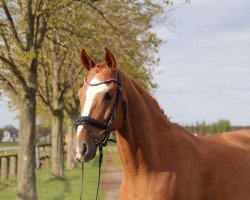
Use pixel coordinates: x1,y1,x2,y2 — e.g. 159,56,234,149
76,70,127,200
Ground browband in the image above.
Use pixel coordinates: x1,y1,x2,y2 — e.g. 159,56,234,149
83,77,120,86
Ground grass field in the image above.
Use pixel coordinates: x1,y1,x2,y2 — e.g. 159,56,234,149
0,142,18,147
0,157,105,200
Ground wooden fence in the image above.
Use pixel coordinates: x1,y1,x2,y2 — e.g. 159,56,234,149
0,154,18,180
0,143,66,180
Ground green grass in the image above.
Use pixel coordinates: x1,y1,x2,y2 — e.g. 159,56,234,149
0,144,121,200
0,142,18,147
0,142,18,156
0,158,105,200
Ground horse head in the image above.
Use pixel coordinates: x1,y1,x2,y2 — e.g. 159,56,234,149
72,48,127,162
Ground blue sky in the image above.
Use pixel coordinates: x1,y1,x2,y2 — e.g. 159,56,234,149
0,0,250,127
154,0,250,125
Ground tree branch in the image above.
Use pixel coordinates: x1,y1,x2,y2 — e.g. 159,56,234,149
0,26,14,62
21,0,35,50
0,0,26,50
45,35,69,49
37,88,54,113
39,55,52,109
36,14,47,49
86,2,123,35
49,26,85,38
0,73,19,96
0,54,27,90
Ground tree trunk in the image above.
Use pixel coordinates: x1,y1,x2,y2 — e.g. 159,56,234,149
50,51,66,178
66,117,76,169
51,109,64,178
17,93,37,200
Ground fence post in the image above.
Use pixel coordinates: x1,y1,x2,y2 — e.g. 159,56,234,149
2,157,10,179
10,156,18,176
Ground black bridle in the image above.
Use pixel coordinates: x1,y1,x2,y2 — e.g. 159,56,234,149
76,70,127,147
75,70,127,200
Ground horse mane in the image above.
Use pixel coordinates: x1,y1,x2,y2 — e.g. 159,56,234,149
126,73,169,120
127,76,196,138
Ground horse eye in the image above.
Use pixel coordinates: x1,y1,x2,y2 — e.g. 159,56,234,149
104,92,113,101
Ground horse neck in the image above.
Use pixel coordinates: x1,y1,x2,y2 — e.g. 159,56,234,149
116,73,198,178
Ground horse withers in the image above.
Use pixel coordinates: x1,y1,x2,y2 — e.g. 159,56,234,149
72,48,250,200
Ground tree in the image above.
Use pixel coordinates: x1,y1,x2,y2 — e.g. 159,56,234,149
0,0,50,198
199,121,207,135
64,86,79,169
206,119,231,135
0,127,4,141
38,41,81,177
217,119,231,133
36,124,51,143
0,0,73,198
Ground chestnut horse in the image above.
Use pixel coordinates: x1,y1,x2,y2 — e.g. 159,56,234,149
73,48,250,200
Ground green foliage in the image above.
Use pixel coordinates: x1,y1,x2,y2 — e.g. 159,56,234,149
163,0,190,6
35,125,51,143
185,119,232,135
35,0,169,125
199,121,207,135
1,0,170,121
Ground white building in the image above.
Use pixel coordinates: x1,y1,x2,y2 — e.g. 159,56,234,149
1,130,18,142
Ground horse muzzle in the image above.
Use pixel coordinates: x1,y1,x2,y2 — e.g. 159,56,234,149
72,128,97,163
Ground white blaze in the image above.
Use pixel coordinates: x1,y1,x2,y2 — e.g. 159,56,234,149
76,77,108,157
82,77,108,116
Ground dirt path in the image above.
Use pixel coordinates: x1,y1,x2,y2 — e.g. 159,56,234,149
102,155,123,200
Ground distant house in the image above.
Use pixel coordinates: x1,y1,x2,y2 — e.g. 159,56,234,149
1,127,18,142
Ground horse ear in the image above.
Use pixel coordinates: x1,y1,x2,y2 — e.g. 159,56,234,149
80,49,95,71
105,48,117,69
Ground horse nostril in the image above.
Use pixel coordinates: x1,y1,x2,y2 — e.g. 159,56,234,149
82,143,87,156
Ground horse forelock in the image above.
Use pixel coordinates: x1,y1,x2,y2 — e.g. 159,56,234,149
86,62,117,82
